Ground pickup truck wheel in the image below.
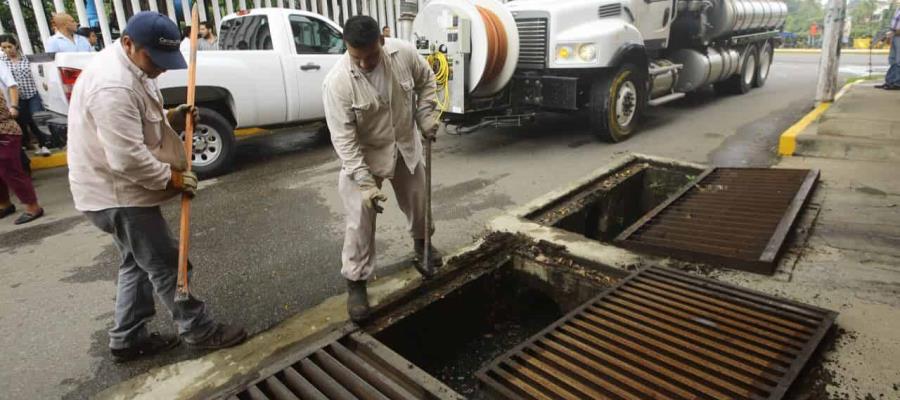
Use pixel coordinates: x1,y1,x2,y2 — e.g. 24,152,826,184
754,41,773,88
186,108,235,178
714,45,757,95
589,63,644,142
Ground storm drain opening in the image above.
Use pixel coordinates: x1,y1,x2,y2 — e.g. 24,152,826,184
615,168,820,274
476,266,838,400
374,257,615,398
229,331,460,400
527,161,699,242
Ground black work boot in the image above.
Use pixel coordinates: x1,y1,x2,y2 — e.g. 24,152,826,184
346,279,370,323
110,332,180,363
413,239,443,279
186,323,248,350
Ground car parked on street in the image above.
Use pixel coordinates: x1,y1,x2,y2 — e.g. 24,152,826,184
31,8,344,177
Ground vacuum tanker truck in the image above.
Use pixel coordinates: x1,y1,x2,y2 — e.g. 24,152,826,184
412,0,787,141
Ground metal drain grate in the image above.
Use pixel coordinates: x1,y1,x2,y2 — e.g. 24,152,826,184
615,168,819,274
229,331,462,400
476,266,837,400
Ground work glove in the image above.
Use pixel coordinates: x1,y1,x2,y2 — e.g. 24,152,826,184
416,104,439,142
356,172,387,214
167,105,199,132
170,170,199,197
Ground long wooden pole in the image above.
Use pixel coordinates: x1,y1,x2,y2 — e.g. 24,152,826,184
176,3,201,302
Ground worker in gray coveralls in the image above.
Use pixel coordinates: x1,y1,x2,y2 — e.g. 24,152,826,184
322,15,443,322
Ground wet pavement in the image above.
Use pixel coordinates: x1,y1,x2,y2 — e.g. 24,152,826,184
0,53,887,399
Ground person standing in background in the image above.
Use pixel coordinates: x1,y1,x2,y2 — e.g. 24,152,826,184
76,27,100,51
0,35,52,156
45,13,95,53
382,25,391,38
877,6,900,89
198,21,218,51
0,62,45,225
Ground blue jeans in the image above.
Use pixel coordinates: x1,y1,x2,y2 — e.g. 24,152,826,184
84,207,216,349
886,36,900,86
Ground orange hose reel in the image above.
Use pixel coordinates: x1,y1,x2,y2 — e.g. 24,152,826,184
476,5,508,88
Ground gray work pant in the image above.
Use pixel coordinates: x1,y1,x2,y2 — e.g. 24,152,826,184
85,206,215,349
338,158,431,281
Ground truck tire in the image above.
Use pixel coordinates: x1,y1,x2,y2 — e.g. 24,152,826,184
714,45,758,95
754,41,773,88
589,64,645,142
189,108,236,178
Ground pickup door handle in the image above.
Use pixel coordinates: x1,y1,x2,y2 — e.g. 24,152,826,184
300,63,321,71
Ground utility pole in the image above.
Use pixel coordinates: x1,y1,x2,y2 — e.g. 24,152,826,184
816,0,847,103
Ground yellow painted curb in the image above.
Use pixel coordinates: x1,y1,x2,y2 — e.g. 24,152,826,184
29,127,269,171
777,80,863,156
30,151,68,170
234,127,269,137
778,102,831,156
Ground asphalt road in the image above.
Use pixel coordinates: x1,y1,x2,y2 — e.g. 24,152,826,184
0,52,889,399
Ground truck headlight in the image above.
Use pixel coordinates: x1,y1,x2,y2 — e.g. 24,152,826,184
577,44,597,61
556,46,573,61
555,43,597,64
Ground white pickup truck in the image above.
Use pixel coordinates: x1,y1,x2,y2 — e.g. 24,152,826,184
31,8,345,177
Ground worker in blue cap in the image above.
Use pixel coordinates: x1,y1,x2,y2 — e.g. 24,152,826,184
67,11,247,363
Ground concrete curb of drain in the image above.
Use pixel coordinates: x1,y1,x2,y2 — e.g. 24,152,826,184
777,79,868,157
775,48,890,55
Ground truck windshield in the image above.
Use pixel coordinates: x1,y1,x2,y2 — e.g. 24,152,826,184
220,15,274,50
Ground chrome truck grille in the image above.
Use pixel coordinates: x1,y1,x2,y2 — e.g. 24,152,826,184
515,18,548,69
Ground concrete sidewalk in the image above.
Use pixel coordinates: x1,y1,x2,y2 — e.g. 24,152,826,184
787,83,900,161
746,84,900,398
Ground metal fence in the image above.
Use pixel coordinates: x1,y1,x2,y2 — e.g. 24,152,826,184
1,0,423,54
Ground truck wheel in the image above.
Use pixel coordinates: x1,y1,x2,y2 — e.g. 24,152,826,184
589,64,644,142
754,41,773,88
714,45,758,95
188,108,236,178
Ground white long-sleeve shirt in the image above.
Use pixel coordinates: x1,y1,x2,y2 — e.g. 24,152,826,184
67,42,187,211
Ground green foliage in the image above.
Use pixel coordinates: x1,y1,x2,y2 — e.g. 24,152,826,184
783,0,825,37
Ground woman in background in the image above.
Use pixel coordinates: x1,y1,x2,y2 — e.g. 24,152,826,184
0,34,52,157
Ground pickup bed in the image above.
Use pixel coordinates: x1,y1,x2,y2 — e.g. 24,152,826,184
31,8,345,177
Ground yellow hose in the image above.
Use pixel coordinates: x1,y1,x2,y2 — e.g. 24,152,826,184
427,51,450,120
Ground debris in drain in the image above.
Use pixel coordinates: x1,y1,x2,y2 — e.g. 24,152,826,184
616,168,820,275
476,266,838,400
375,268,565,398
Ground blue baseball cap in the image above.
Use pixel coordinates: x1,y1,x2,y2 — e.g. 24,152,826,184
124,11,187,70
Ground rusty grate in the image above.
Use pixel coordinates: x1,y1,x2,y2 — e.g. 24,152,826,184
229,331,462,400
615,168,819,274
476,266,837,400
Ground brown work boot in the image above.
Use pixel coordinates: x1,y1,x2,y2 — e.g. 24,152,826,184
413,239,443,279
110,332,180,363
186,323,247,350
346,279,370,323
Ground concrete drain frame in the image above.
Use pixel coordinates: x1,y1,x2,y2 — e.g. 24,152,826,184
209,154,832,400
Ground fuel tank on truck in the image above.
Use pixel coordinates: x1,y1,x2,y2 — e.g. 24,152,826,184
674,0,787,43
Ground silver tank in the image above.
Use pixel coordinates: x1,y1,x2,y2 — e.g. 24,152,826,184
668,47,741,92
704,0,787,40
